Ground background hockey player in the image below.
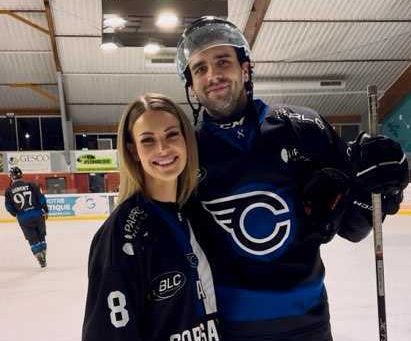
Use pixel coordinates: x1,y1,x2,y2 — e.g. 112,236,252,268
5,166,49,268
82,94,220,341
176,17,409,341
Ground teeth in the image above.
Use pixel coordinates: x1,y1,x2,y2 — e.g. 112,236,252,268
154,156,176,166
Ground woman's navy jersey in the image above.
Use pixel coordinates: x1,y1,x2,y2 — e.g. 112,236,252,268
82,193,220,341
189,99,373,340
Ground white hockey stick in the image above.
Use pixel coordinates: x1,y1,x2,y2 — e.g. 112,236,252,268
367,85,387,341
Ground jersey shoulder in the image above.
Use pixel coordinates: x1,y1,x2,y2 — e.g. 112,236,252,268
89,193,150,273
266,103,327,131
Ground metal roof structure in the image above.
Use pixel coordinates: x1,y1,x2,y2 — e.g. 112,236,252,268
0,0,410,135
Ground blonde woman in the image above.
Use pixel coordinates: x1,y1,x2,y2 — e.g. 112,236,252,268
82,93,220,341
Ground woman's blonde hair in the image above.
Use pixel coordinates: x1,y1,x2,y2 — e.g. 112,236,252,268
117,93,198,206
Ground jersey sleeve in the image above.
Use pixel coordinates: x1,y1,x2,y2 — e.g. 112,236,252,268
30,183,48,213
4,189,17,216
39,192,48,213
82,216,146,341
284,105,373,242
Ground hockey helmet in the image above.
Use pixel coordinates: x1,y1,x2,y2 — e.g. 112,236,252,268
9,166,23,180
176,16,251,85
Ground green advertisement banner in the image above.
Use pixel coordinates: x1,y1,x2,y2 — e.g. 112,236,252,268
75,150,118,172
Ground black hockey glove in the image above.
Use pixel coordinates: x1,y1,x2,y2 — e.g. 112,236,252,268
303,168,351,243
382,191,404,215
349,132,409,195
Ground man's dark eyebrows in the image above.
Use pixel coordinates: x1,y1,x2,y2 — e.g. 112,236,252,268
214,52,232,60
190,52,233,71
191,60,205,71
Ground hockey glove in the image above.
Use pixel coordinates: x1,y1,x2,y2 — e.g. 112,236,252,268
349,132,409,195
303,168,351,243
382,191,404,215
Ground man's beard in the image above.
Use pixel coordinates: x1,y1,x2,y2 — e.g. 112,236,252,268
201,84,246,120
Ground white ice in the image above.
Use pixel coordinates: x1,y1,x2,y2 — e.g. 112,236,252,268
0,215,410,341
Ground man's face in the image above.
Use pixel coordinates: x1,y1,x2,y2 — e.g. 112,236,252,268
188,45,249,120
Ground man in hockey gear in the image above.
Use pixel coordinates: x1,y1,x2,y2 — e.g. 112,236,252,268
5,167,49,268
82,94,220,341
177,16,408,341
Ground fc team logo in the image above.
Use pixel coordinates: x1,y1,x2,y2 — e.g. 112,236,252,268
202,191,291,256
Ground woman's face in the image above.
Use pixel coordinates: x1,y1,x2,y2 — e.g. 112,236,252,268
131,109,187,187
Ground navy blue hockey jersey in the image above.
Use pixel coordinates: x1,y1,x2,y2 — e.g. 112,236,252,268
189,99,373,340
5,179,48,224
82,193,220,341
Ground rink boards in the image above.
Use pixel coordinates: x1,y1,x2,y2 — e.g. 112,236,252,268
1,185,410,222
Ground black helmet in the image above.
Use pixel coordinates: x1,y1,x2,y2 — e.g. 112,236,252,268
9,166,23,180
176,16,251,85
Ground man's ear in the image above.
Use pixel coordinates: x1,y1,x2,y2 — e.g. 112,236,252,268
189,87,199,101
241,62,250,82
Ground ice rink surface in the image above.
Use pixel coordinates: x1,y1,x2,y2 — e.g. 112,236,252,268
0,215,410,341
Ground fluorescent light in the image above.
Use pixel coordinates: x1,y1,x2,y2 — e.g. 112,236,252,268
144,42,161,54
156,12,179,29
103,15,127,29
253,80,346,91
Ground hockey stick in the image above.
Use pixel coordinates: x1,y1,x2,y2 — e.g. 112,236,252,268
367,85,387,341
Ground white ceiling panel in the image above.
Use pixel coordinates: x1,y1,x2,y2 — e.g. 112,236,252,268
69,103,195,126
0,52,56,83
58,37,177,74
253,61,410,91
228,0,254,31
253,22,411,61
51,0,101,35
69,104,126,126
266,0,411,20
261,93,369,117
0,12,50,50
64,74,186,104
0,0,44,10
0,85,58,108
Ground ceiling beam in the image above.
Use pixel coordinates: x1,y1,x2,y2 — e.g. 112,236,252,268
0,108,60,115
73,125,118,133
43,0,61,72
8,83,58,103
0,83,57,86
1,10,45,13
0,9,49,34
243,0,271,49
378,63,411,120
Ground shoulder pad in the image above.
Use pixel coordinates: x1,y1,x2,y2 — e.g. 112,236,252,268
268,104,326,131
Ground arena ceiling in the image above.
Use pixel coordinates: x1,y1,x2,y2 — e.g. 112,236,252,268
0,0,410,138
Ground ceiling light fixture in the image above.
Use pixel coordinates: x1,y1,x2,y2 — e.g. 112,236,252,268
144,42,161,54
103,14,127,29
155,12,179,29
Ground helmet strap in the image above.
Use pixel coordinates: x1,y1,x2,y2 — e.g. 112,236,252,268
185,84,202,126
